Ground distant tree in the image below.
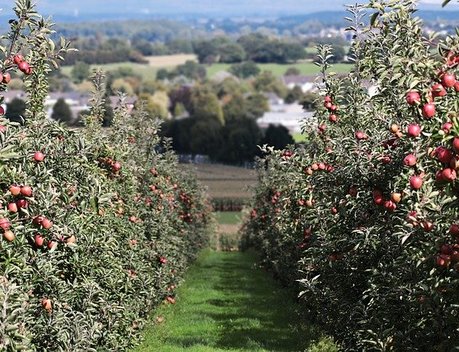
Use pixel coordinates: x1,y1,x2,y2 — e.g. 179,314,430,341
218,41,246,63
51,98,73,124
285,67,301,76
254,71,288,98
189,86,224,124
167,39,194,54
156,68,169,81
330,45,346,63
284,86,304,104
189,119,222,157
193,40,219,64
300,91,319,111
261,124,294,149
176,60,206,80
71,61,90,83
229,61,260,78
245,93,270,119
219,118,262,163
5,98,26,124
111,78,134,96
223,94,247,122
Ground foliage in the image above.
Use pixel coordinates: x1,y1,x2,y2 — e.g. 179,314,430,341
229,60,261,78
5,97,26,124
261,124,294,150
51,97,73,124
0,2,211,351
242,1,459,351
70,61,90,83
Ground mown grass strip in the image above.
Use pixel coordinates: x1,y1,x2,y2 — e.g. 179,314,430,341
132,250,337,352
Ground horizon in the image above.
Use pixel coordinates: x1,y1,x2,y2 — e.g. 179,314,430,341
1,0,458,19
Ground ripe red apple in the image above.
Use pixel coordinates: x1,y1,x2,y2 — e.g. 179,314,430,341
7,203,18,213
16,199,28,209
452,137,459,153
421,221,434,232
384,200,396,212
431,83,447,97
3,230,15,242
455,81,459,92
305,199,314,207
409,175,423,190
2,72,11,84
324,101,332,109
441,73,456,88
33,151,45,162
0,106,4,116
436,254,451,267
450,157,459,170
318,162,326,170
403,154,417,167
159,256,167,264
9,185,21,196
372,189,384,205
18,61,31,75
47,240,57,250
13,54,24,65
441,168,456,182
324,95,332,103
405,91,420,105
41,218,53,230
440,244,453,255
355,131,368,140
449,224,459,237
0,218,11,230
407,124,421,137
34,234,44,247
442,122,453,133
330,105,337,112
166,296,176,304
329,114,338,123
20,186,32,197
435,147,453,164
112,162,121,172
318,124,326,133
422,103,436,118
33,216,44,226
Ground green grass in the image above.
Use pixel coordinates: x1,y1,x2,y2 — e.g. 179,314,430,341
292,132,308,143
131,250,336,352
207,62,352,78
215,211,242,225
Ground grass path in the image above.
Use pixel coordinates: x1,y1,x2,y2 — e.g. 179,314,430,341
132,250,336,352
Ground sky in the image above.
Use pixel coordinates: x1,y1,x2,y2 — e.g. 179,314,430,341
0,0,458,17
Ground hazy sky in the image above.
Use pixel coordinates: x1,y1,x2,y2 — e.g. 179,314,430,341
1,0,458,16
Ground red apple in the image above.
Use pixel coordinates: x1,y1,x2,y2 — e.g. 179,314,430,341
442,122,453,133
18,61,31,75
405,91,420,105
329,114,338,123
441,168,456,182
0,106,4,116
13,54,24,65
41,218,53,230
34,234,44,247
449,224,459,237
16,199,28,209
431,83,447,97
8,202,18,213
422,103,436,118
410,175,423,190
2,72,11,84
9,185,21,196
20,186,32,197
455,81,459,92
407,124,421,137
324,95,332,103
33,151,45,162
452,137,459,153
391,193,402,203
0,218,11,230
3,230,15,242
355,131,367,140
384,200,396,212
403,154,417,166
441,73,456,88
435,147,453,164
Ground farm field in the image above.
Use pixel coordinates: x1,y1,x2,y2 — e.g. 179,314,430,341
60,54,197,81
206,62,353,78
131,250,336,352
180,163,257,200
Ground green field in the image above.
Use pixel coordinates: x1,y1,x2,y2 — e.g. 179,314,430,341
207,62,353,78
215,211,242,225
131,250,336,352
292,132,308,143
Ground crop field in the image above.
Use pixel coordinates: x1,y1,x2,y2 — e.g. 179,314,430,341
206,62,353,78
60,54,197,81
180,163,258,200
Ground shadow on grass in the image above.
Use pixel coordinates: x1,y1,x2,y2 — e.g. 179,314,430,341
163,252,320,351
